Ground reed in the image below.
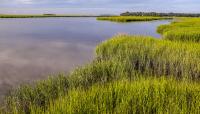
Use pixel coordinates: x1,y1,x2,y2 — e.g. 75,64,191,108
97,35,200,80
31,78,200,114
157,18,200,42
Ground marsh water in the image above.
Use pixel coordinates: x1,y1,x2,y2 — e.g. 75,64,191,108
0,17,170,100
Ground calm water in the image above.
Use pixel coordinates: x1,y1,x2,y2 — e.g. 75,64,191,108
0,17,170,99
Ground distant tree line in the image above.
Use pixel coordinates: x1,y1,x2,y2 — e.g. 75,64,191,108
120,12,200,17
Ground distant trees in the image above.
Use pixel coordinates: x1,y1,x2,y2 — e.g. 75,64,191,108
120,12,200,17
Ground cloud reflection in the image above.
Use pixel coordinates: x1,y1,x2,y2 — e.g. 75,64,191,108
0,40,94,100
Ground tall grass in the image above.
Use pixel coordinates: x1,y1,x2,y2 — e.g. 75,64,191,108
4,75,69,114
97,35,200,80
97,16,171,22
2,35,200,114
163,28,200,42
3,60,127,114
157,18,200,42
32,78,200,114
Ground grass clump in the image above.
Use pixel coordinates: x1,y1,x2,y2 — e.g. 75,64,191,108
157,18,200,42
163,28,200,42
97,16,171,22
2,35,200,114
97,35,200,80
4,75,69,114
32,78,200,114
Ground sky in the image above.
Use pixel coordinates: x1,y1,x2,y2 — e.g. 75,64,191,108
0,0,200,15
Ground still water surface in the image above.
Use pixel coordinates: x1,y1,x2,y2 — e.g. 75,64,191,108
0,17,170,99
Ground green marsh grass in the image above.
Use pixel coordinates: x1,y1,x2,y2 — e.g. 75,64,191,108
96,35,200,80
97,16,171,22
32,78,200,114
2,35,200,114
157,18,200,42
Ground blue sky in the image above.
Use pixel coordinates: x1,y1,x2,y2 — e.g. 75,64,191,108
0,0,200,14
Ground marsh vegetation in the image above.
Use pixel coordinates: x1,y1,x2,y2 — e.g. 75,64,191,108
157,18,200,42
1,17,200,114
3,35,200,114
0,17,167,104
97,16,172,22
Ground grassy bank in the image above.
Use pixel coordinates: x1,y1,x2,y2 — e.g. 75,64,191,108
97,35,200,80
2,35,200,114
0,14,97,18
97,16,172,22
32,78,200,114
157,18,200,42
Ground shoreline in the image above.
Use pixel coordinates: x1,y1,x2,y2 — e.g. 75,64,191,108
1,17,200,113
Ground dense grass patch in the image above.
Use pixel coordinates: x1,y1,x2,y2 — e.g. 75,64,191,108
4,75,69,114
3,60,126,114
97,16,171,22
2,35,200,114
32,78,200,114
163,28,200,42
97,35,200,80
157,18,200,42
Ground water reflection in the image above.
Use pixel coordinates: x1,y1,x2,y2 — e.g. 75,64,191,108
0,18,170,100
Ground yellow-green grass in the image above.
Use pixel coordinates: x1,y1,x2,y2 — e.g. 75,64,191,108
157,18,200,42
31,78,200,114
97,16,172,22
0,14,96,18
2,35,200,113
97,35,200,80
